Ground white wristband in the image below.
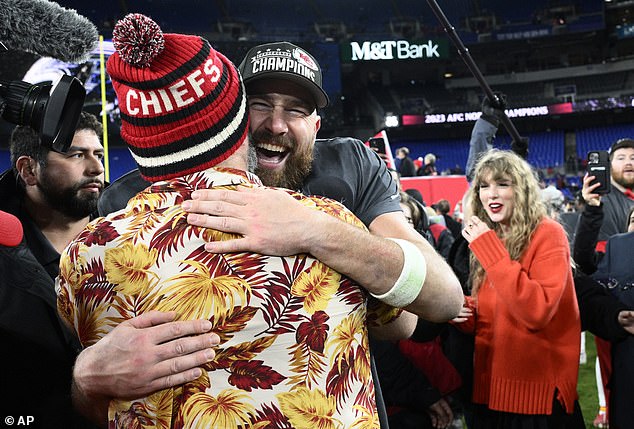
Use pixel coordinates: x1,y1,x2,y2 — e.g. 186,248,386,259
370,238,426,307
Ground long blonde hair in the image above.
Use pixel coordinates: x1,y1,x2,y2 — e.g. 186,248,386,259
468,150,546,293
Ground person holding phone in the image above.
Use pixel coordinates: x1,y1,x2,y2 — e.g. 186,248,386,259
575,140,634,275
594,139,634,248
574,173,610,275
586,150,611,195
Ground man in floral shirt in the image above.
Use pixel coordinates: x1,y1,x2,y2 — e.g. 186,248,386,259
57,14,410,428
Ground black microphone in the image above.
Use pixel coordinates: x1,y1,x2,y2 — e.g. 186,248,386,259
0,0,98,63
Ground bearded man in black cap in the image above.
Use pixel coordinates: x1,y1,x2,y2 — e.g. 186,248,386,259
86,39,463,427
62,16,422,427
598,139,634,242
98,41,462,324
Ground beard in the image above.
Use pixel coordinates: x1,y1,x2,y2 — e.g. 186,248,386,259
613,170,634,190
37,170,101,219
247,140,258,173
252,130,314,190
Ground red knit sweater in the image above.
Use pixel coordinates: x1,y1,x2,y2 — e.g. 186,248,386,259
462,217,580,415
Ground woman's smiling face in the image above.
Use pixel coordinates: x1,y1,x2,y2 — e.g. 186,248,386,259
478,172,515,227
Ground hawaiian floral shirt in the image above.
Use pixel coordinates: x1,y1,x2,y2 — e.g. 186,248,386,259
56,167,400,429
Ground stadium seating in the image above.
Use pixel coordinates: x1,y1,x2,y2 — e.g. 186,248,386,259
399,128,564,173
576,123,634,158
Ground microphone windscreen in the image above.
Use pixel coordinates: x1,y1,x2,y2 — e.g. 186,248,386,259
0,210,23,247
0,0,98,63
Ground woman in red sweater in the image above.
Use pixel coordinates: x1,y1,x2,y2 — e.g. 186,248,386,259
456,150,582,428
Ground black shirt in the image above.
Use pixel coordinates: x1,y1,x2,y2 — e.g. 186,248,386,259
98,137,402,227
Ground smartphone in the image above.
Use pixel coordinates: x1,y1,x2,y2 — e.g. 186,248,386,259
587,150,611,194
369,137,386,155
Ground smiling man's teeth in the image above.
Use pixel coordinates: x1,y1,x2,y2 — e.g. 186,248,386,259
257,143,286,153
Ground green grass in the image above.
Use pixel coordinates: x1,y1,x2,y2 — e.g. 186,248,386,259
578,333,601,428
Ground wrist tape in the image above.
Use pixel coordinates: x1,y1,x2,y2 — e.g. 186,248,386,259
370,238,426,307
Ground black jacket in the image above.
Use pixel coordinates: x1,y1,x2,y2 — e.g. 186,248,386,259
370,336,442,427
589,230,634,429
0,169,95,428
0,242,93,428
575,272,629,342
398,156,417,178
442,213,462,241
573,203,604,275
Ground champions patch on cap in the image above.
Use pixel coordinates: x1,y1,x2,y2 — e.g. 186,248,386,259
239,41,329,109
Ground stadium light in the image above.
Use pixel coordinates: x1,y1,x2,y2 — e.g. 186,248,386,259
385,115,399,127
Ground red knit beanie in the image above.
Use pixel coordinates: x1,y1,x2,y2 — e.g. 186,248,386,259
106,13,249,182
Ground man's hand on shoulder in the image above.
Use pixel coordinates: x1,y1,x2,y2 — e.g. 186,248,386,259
183,186,329,255
72,311,219,424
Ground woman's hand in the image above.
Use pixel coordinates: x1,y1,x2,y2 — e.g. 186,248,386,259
451,304,473,324
461,216,490,243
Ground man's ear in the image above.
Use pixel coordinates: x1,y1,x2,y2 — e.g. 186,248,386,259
314,114,321,134
15,156,39,186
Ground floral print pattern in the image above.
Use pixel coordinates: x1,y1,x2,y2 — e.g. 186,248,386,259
57,168,399,429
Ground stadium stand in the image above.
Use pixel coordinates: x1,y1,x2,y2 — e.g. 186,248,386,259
1,0,634,201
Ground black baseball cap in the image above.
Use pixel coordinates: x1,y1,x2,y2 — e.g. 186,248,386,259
609,138,634,157
238,41,329,109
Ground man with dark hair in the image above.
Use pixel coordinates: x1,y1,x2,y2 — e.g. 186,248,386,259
4,111,104,275
0,111,104,427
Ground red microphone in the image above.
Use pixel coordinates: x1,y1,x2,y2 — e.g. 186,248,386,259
0,210,23,247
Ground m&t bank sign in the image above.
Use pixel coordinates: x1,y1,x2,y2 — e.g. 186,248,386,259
341,39,449,62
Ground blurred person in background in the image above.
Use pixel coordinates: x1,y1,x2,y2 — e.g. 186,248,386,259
434,199,462,240
396,146,417,177
405,187,426,207
418,152,439,176
426,205,455,261
538,170,565,219
399,191,427,234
